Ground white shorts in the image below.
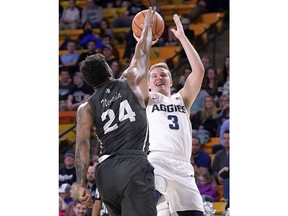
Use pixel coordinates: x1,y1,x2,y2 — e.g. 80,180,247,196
148,151,204,214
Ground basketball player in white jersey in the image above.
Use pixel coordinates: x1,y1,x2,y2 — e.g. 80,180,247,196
147,14,205,216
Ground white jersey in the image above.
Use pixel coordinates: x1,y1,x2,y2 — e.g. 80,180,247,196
147,92,204,213
147,92,192,160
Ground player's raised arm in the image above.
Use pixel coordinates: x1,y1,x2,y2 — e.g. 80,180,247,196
121,8,155,107
171,14,205,110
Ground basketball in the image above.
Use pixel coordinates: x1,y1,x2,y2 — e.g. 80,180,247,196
132,9,165,42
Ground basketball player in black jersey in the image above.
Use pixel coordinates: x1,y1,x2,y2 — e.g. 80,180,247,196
74,8,157,216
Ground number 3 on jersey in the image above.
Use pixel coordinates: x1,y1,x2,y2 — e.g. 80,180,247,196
101,100,136,134
168,115,179,130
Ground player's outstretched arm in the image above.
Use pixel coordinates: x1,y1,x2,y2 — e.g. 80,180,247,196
75,102,94,208
122,7,155,107
171,14,205,110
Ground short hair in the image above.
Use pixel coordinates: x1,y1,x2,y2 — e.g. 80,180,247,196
80,54,113,88
148,62,172,79
193,136,201,145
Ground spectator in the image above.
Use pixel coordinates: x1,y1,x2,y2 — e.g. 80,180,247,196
77,40,98,66
59,195,67,216
211,130,229,201
190,83,210,119
59,69,76,111
66,72,94,111
175,65,192,91
59,183,73,205
73,200,88,216
219,118,229,145
197,171,218,202
101,44,117,66
217,55,229,86
201,55,212,71
191,95,218,137
81,0,103,28
112,0,147,27
109,59,123,79
59,149,77,186
77,21,103,50
203,67,222,103
191,136,211,179
99,19,114,41
122,29,137,60
86,165,107,216
59,40,81,74
101,34,120,60
65,183,77,216
216,95,229,133
59,0,81,30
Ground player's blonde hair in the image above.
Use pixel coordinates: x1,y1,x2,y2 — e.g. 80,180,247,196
148,62,172,79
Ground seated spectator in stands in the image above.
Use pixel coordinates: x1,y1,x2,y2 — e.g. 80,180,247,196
66,72,94,111
122,29,136,60
59,68,76,111
101,34,120,60
109,59,123,79
175,65,192,91
59,195,67,216
59,0,81,30
101,44,118,66
72,200,88,216
59,183,73,205
84,164,108,215
99,19,114,41
191,95,219,137
65,183,78,216
197,171,218,202
203,67,222,104
191,136,211,179
81,0,103,28
216,95,229,130
190,83,209,119
86,165,97,200
217,55,229,87
201,55,212,71
59,40,81,74
59,149,77,186
77,21,103,50
112,0,147,27
77,40,98,66
211,130,229,201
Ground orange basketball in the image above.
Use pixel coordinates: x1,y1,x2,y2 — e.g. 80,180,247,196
132,9,165,42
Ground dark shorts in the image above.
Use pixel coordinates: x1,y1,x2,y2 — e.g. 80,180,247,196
95,150,157,216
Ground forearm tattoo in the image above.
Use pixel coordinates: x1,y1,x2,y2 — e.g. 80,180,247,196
75,151,86,185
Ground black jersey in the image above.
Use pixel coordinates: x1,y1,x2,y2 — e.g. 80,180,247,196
88,79,149,156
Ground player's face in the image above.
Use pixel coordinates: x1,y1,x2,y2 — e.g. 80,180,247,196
149,67,172,96
74,203,87,216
